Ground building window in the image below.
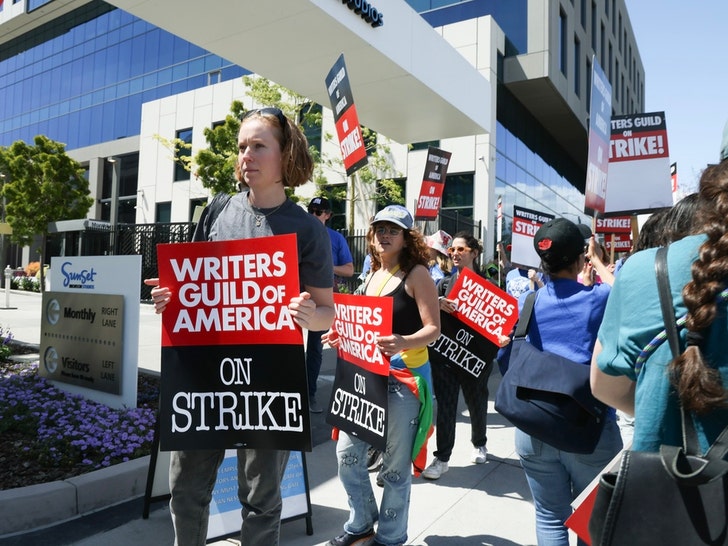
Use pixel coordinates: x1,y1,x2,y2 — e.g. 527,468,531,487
156,202,171,223
608,42,614,84
580,0,586,29
322,184,348,231
574,36,581,96
601,22,606,67
207,70,222,86
591,1,597,51
442,173,474,215
174,128,193,182
299,102,323,154
559,9,568,76
586,56,592,113
410,140,440,151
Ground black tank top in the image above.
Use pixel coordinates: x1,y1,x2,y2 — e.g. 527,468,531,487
383,276,422,336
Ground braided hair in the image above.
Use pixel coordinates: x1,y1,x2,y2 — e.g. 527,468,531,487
672,161,728,413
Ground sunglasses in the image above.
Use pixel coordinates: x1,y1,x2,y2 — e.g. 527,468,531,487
448,246,472,255
310,209,328,216
242,107,287,129
374,226,403,237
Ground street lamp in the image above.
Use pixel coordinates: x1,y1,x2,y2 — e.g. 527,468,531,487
107,157,121,255
107,157,120,230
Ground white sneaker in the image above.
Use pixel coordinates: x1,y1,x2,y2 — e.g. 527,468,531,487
471,446,488,464
422,458,449,480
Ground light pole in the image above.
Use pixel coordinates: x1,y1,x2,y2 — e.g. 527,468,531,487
107,157,120,254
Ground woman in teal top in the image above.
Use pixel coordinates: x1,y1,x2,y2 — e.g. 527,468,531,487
592,160,728,453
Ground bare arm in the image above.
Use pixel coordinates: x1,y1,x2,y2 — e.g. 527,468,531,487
590,339,636,415
587,237,615,286
334,262,354,278
290,285,335,332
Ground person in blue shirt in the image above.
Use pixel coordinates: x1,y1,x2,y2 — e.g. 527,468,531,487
306,196,354,413
503,218,621,546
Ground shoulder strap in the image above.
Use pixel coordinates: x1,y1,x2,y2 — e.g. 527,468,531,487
656,246,728,477
655,247,680,356
193,192,233,242
655,246,703,455
513,291,537,339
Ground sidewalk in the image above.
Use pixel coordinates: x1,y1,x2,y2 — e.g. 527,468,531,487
0,289,549,546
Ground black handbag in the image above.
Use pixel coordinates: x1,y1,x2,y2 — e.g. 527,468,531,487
588,246,728,545
494,291,608,454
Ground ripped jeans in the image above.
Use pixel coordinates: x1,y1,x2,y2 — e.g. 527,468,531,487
336,375,420,546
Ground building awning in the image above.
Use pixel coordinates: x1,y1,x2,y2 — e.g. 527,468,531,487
104,0,491,143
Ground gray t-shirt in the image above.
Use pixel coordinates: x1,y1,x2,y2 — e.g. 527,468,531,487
194,191,333,290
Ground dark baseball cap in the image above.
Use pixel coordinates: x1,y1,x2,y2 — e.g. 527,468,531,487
534,218,585,266
308,196,330,211
577,223,592,240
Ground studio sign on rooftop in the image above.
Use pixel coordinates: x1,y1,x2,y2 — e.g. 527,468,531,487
341,0,384,27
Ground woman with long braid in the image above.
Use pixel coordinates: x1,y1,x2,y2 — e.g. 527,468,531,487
591,159,728,453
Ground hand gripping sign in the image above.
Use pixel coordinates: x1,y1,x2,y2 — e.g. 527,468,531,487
155,234,312,452
428,269,518,382
326,293,393,451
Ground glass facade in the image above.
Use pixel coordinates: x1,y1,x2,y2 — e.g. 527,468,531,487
1,0,599,250
494,87,588,245
0,0,247,149
407,0,527,54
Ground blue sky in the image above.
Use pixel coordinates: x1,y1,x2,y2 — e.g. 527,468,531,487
625,1,728,194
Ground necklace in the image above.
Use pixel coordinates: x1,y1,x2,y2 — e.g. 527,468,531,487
249,196,284,227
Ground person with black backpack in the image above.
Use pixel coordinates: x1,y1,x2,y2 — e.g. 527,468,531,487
145,107,335,546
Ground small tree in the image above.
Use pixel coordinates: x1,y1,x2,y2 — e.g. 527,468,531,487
162,76,404,229
0,136,93,291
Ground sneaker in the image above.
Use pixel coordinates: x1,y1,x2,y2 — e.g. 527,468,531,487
309,397,323,414
471,445,488,464
367,447,383,471
327,529,374,546
422,457,448,480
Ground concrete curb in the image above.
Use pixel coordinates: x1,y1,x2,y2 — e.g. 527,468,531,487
0,455,150,538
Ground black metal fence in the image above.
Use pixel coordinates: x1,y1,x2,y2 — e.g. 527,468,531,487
47,222,196,302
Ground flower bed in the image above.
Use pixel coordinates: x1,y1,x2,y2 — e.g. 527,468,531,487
0,358,158,490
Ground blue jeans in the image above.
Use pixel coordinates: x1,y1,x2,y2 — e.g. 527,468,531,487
515,420,623,546
169,448,290,546
306,329,325,398
336,376,421,546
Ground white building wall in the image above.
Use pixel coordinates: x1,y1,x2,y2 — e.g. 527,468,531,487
136,17,504,258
